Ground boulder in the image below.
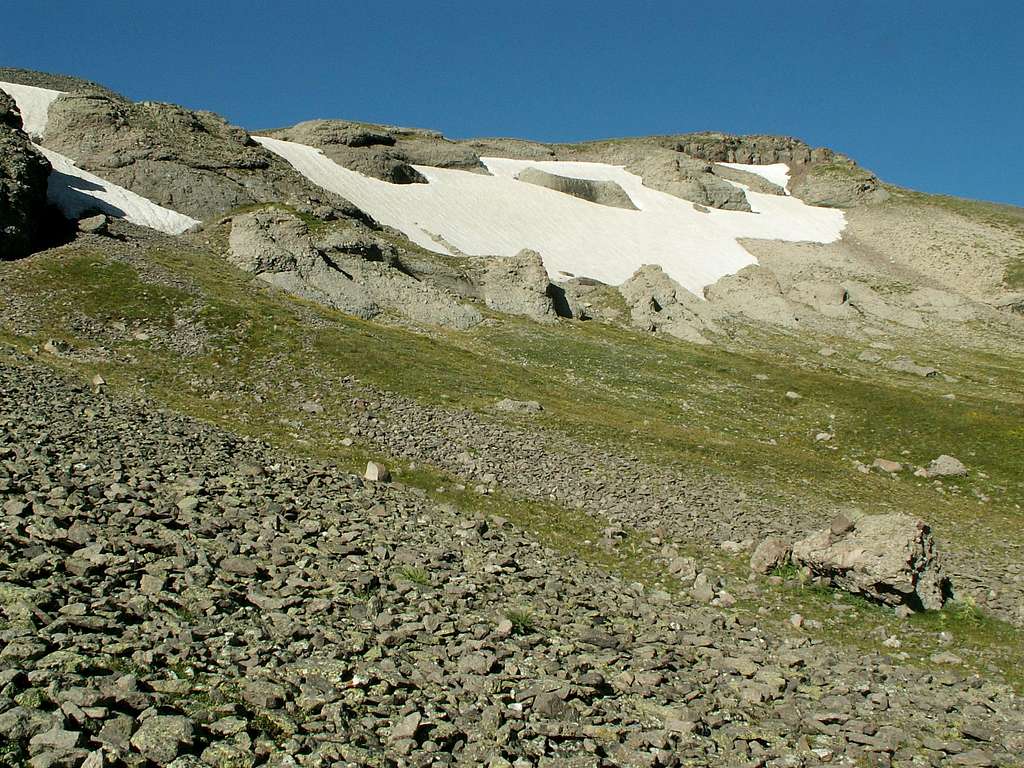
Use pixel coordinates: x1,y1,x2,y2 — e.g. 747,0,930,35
76,213,109,235
791,513,949,610
480,249,557,323
884,356,938,378
515,166,637,210
922,455,967,478
871,458,903,474
0,89,51,259
749,537,792,574
364,461,391,483
495,398,543,414
619,264,719,344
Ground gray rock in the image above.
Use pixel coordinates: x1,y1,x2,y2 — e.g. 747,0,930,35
750,537,792,574
495,398,544,414
924,454,968,478
364,461,391,482
515,166,637,210
791,513,949,610
480,249,557,323
76,214,108,235
129,715,193,765
619,264,719,344
884,356,938,378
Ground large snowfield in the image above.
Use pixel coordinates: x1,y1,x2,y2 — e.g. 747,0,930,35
255,136,844,295
1,81,199,235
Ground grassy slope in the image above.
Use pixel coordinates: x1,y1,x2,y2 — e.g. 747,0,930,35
2,240,1023,690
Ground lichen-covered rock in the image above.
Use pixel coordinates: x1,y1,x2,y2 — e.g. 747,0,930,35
619,264,719,344
0,89,51,259
791,513,949,610
750,537,792,574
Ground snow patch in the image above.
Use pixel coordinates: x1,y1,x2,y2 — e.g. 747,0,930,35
39,146,199,235
0,80,62,139
718,162,791,193
256,136,844,296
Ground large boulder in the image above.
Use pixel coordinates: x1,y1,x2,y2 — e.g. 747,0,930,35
42,92,355,220
0,89,51,259
515,167,637,210
791,513,949,611
480,249,557,323
618,264,719,344
786,280,856,319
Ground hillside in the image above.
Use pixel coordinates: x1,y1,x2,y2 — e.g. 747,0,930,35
1,70,1024,768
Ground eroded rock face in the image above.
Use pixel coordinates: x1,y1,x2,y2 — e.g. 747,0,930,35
515,167,637,210
619,264,719,344
704,265,800,327
228,209,481,329
480,249,557,323
0,90,51,259
42,93,352,220
791,513,949,611
268,119,487,184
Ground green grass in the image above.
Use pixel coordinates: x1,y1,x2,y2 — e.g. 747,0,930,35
1006,257,1024,290
3,239,1023,691
395,565,431,586
505,607,537,635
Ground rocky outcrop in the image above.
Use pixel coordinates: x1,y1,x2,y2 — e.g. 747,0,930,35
790,160,890,208
619,265,719,344
478,249,557,323
42,93,357,221
0,90,52,258
665,132,833,166
0,67,126,101
268,119,487,184
704,265,800,327
515,167,637,210
791,513,949,611
786,280,855,319
228,209,481,328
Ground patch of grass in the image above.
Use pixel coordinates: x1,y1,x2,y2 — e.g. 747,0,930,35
395,565,431,586
0,740,27,768
505,607,536,635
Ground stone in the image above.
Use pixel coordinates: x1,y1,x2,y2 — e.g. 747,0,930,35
872,458,903,474
516,166,637,210
495,398,543,414
390,712,423,742
750,537,792,574
129,715,193,765
77,214,108,235
691,572,715,603
924,455,967,478
791,513,949,610
884,356,938,378
0,87,52,259
364,461,391,482
480,249,557,323
618,264,719,344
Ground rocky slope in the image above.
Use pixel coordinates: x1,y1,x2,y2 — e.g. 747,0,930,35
3,355,1023,768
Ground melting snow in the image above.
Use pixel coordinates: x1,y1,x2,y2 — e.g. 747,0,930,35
0,80,62,139
718,162,792,193
38,146,199,234
256,136,844,295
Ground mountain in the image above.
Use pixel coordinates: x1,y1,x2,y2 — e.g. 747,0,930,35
1,69,1024,768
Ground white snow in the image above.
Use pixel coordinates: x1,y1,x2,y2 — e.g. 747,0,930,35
255,136,844,296
38,146,199,235
1,81,199,235
718,162,792,193
0,80,62,139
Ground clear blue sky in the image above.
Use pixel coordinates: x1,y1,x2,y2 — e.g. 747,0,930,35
4,1,1022,205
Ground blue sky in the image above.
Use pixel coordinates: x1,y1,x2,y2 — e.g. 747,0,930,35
4,1,1022,205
